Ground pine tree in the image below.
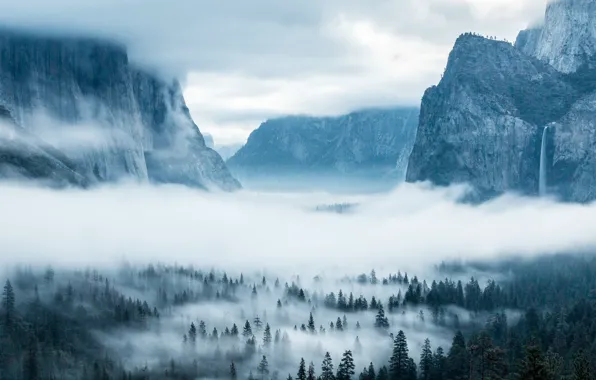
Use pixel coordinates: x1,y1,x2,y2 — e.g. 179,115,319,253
297,358,307,380
519,344,549,380
389,330,409,380
573,350,591,380
231,323,239,337
376,366,388,380
188,322,197,346
308,312,316,334
230,362,238,380
336,317,343,331
258,355,270,380
321,352,335,380
419,338,433,380
367,363,376,380
199,320,207,338
307,362,316,380
2,280,15,328
254,316,263,332
445,332,468,380
263,323,273,347
374,304,389,330
337,350,355,380
243,320,253,338
430,347,445,380
406,358,417,380
23,338,38,380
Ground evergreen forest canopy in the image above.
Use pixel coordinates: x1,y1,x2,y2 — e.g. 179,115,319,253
1,253,595,380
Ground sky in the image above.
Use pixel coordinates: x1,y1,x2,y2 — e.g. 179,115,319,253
0,0,547,144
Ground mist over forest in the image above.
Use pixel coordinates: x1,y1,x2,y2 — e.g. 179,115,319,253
1,183,596,380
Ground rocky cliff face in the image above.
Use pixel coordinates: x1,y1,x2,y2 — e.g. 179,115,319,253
227,107,419,187
407,0,596,201
0,29,240,191
517,0,596,74
407,34,578,196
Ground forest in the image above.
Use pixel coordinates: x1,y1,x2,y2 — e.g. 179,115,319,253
0,253,595,380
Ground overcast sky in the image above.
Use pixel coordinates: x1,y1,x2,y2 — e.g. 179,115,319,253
0,0,547,144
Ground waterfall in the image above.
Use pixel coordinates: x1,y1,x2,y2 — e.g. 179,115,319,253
539,126,549,196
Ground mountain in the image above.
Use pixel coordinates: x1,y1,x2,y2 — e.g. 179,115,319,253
0,29,240,191
0,105,88,186
227,107,419,191
406,0,596,202
516,0,596,74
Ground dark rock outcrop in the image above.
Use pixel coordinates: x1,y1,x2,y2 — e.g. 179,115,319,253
0,29,240,190
406,34,578,196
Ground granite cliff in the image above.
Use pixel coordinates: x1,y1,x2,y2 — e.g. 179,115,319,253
227,107,419,190
407,0,596,202
0,29,240,191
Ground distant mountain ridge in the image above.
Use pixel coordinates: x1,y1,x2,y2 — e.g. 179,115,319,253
0,29,240,191
227,107,419,190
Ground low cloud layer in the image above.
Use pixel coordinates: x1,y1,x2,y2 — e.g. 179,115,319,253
0,182,594,277
0,0,546,144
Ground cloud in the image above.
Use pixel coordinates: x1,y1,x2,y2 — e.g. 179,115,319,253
0,182,595,278
0,0,547,144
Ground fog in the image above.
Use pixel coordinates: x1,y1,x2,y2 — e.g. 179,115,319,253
1,181,595,275
1,181,593,377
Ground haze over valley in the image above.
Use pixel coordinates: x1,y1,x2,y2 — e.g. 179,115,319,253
2,1,596,380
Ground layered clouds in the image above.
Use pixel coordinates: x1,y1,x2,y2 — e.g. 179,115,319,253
0,0,546,144
0,182,594,276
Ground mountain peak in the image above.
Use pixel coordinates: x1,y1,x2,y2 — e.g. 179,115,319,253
517,0,596,73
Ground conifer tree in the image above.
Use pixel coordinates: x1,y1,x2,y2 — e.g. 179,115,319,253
297,358,307,380
430,347,446,380
307,362,316,380
188,323,197,346
2,280,15,328
419,338,433,380
337,350,355,380
230,362,237,380
367,363,376,380
254,316,263,332
376,366,388,380
445,332,468,380
321,352,335,380
573,350,591,380
243,320,253,338
199,320,207,338
308,313,316,334
389,330,410,380
263,323,273,347
374,304,389,330
519,344,549,380
336,317,343,331
258,355,270,380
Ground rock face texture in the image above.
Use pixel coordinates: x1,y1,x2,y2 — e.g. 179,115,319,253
407,0,596,201
227,107,419,188
406,34,578,196
518,0,596,74
0,29,240,190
